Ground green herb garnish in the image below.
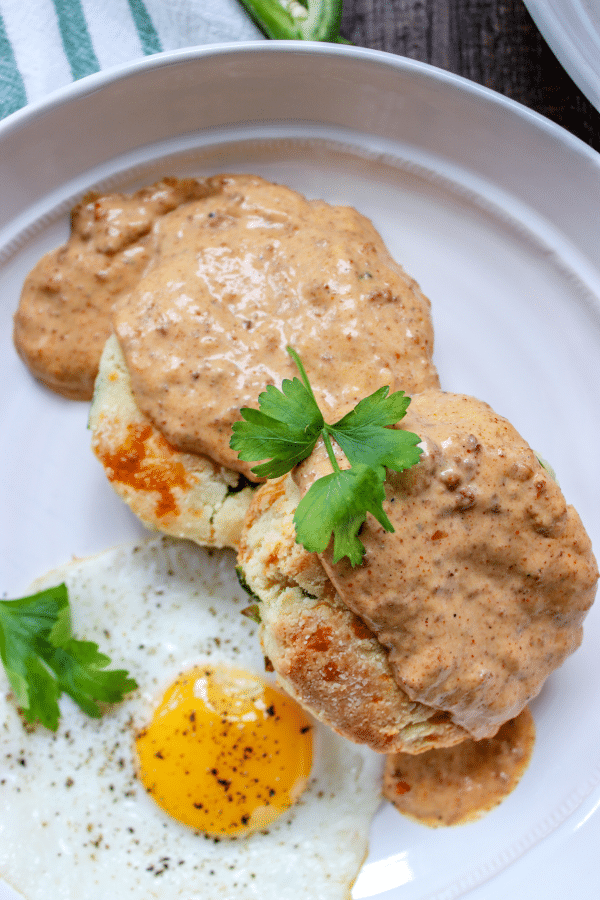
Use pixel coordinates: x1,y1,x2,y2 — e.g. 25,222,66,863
230,347,422,566
0,583,137,731
237,0,348,43
535,452,558,483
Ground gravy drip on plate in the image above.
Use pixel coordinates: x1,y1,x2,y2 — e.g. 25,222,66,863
384,707,536,826
112,174,439,478
296,390,598,739
14,178,213,400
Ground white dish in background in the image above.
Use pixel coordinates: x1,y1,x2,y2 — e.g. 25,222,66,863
1,42,600,900
524,0,600,112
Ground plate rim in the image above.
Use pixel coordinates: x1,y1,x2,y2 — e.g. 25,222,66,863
2,40,600,278
1,39,599,162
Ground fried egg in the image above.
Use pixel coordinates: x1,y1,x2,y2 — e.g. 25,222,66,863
0,536,382,900
135,664,314,837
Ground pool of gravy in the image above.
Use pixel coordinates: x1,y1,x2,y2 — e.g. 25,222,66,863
384,707,536,826
14,178,212,399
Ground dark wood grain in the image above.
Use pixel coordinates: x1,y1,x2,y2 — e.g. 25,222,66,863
339,0,600,153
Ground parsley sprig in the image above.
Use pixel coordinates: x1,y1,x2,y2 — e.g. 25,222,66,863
0,583,137,730
230,347,422,565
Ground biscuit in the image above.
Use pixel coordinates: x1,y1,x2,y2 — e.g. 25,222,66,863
237,474,469,754
311,390,598,739
89,334,254,550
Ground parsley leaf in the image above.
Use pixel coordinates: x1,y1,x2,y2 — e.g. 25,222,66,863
230,377,323,478
328,386,422,475
294,464,393,565
230,347,423,566
0,583,137,730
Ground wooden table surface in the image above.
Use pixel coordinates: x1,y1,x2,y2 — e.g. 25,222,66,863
339,0,600,154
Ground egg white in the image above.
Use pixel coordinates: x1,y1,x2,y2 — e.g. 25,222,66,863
0,536,382,900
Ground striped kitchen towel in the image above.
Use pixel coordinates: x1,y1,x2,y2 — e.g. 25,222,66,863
0,0,262,119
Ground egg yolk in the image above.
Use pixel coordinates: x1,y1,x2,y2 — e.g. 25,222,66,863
134,664,313,837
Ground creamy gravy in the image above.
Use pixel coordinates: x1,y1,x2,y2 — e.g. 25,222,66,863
112,174,439,478
14,178,212,399
384,707,536,826
296,390,598,739
15,174,439,477
14,175,598,768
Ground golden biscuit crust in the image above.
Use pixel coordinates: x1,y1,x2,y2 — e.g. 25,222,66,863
90,335,254,550
238,476,468,754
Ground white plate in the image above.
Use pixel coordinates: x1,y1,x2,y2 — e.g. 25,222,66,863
1,42,600,900
524,0,600,112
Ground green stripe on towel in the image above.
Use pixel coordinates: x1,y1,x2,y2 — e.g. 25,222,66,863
0,11,28,117
127,0,162,55
53,0,100,81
